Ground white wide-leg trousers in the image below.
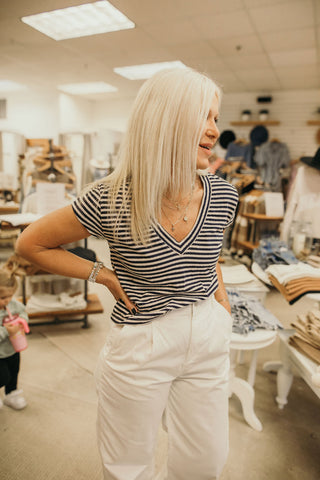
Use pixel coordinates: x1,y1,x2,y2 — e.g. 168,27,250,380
95,296,232,480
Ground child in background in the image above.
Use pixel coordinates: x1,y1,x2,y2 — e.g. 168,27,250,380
0,268,28,410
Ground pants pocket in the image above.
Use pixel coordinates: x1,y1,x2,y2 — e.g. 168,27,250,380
211,297,233,337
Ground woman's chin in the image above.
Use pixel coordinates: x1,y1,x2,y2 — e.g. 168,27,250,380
196,159,210,170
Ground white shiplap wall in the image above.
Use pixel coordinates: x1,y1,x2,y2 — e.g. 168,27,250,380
218,89,320,159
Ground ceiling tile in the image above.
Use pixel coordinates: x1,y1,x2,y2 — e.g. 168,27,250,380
0,0,91,21
141,19,203,45
213,71,248,93
278,76,320,89
260,28,315,52
210,34,264,56
243,0,291,7
99,0,181,24
275,64,320,79
63,28,173,66
186,56,230,73
269,48,317,67
224,53,271,70
274,64,320,90
174,0,243,15
249,0,314,33
315,0,320,25
168,41,217,60
114,0,244,23
192,11,255,39
237,68,281,90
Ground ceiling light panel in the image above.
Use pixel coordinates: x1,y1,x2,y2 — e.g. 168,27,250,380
21,1,135,41
114,61,187,80
58,82,118,95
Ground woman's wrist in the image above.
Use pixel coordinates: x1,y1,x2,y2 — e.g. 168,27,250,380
216,297,229,304
88,261,104,283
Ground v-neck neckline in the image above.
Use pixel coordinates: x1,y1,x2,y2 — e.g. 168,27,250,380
154,175,211,254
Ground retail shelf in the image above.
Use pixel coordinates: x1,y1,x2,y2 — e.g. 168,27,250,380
0,206,19,214
24,293,103,328
237,240,259,251
230,121,280,126
241,213,283,221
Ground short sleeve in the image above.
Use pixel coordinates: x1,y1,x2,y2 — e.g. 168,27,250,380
224,185,239,228
72,185,105,239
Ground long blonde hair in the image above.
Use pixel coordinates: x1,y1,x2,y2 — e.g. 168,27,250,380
101,68,221,243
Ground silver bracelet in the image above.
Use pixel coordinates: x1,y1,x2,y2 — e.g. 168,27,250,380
88,261,104,283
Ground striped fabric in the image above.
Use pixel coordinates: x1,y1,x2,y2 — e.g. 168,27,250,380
72,174,238,324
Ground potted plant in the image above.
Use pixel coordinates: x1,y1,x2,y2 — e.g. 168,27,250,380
259,109,269,121
241,109,252,121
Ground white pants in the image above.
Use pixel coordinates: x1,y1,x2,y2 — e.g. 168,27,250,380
95,296,232,480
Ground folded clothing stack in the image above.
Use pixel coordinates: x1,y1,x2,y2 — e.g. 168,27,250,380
227,288,282,335
290,309,320,364
252,238,298,270
266,263,320,304
26,292,87,314
306,255,320,269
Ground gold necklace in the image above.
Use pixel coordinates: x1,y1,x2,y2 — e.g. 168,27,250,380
162,187,194,232
164,181,195,211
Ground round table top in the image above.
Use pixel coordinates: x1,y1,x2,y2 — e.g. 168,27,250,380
231,329,278,350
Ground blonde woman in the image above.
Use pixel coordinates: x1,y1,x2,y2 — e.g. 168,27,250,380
16,68,238,480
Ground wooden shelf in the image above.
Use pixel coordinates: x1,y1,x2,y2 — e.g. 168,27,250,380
230,121,280,126
241,213,283,221
26,293,103,320
307,120,320,125
237,240,259,251
0,206,19,214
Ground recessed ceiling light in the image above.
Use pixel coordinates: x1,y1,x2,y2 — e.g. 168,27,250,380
21,1,135,41
114,61,188,80
0,80,27,92
58,82,118,95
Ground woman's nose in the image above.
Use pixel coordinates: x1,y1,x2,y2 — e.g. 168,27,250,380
206,121,219,139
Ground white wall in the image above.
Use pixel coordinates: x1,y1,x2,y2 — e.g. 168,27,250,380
59,93,94,133
0,88,94,141
91,96,135,132
0,88,60,141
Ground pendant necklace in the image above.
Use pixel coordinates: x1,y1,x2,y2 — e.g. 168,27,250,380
162,185,194,232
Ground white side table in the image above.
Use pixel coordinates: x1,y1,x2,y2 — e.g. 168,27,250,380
273,329,320,408
229,330,277,431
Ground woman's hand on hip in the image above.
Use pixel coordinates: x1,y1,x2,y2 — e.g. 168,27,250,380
97,267,138,314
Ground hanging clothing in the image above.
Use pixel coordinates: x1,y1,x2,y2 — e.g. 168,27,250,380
255,141,290,192
225,141,253,167
281,164,320,243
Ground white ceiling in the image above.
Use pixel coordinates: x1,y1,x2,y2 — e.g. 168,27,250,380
0,0,320,100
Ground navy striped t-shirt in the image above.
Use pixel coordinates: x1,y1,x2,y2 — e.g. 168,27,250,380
72,173,238,324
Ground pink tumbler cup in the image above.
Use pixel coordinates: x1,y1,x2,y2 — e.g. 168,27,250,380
3,308,30,352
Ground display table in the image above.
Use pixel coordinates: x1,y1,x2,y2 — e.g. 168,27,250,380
270,329,320,409
229,329,277,431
